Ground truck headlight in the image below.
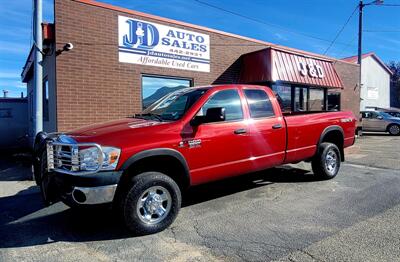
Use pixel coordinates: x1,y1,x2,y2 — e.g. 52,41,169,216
101,147,121,170
79,146,120,171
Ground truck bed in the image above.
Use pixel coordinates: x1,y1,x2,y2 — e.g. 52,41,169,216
283,111,356,164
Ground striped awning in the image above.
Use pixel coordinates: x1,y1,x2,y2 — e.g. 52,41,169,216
239,48,343,88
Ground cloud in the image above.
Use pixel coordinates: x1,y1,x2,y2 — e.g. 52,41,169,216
274,33,288,41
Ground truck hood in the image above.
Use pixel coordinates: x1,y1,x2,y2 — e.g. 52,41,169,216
67,118,164,138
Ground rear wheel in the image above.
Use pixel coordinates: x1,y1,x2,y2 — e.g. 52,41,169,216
312,142,341,180
388,124,400,136
117,172,181,235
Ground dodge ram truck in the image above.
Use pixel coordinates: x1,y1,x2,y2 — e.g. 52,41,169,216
33,84,356,235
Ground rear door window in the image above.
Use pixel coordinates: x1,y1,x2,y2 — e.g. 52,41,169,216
244,89,275,118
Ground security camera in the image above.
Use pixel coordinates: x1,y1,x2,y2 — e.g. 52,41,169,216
63,43,73,51
56,43,74,56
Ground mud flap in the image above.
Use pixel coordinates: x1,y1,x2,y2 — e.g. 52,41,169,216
38,151,60,206
40,172,60,206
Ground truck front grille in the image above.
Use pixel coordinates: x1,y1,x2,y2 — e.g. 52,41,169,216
46,141,103,175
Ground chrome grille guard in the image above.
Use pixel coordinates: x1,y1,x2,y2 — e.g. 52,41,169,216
46,140,104,175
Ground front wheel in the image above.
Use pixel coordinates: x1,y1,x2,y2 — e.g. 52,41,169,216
312,142,341,180
118,172,181,235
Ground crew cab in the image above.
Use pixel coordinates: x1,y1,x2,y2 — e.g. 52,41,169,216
33,85,356,235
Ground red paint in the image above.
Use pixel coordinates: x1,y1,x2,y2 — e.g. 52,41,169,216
68,85,356,186
239,48,343,88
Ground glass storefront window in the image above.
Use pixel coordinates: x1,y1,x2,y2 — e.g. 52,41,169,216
142,75,192,109
294,86,307,112
327,92,341,111
309,88,325,111
272,84,291,112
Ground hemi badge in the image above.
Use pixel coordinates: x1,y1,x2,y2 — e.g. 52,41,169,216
340,118,352,123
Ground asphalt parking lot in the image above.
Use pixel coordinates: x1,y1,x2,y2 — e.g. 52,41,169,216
1,134,400,262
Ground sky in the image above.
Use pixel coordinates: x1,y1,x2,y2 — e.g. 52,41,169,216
0,0,399,98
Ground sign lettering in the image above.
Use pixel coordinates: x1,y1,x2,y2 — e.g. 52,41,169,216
118,16,210,72
298,62,324,79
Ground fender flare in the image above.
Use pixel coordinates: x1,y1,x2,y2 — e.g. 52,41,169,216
120,148,191,186
318,125,345,161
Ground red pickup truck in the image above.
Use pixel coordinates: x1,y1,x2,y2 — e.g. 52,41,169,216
33,84,356,235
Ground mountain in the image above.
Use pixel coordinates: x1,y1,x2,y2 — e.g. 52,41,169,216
143,85,187,108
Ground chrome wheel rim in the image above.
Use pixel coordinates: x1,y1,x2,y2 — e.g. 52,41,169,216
389,125,400,135
325,150,338,174
137,186,172,225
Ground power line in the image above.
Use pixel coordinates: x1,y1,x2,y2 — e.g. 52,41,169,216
323,5,358,55
336,35,358,58
380,4,400,6
193,0,351,46
364,30,400,32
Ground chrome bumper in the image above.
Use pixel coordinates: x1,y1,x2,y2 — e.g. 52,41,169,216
71,184,117,205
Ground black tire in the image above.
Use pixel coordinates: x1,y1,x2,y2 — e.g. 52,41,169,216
388,124,400,136
311,142,341,180
117,172,181,235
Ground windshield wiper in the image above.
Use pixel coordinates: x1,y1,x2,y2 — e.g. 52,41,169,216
133,113,163,122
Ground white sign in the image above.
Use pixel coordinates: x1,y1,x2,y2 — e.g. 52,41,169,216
118,16,210,72
367,86,379,99
298,62,325,78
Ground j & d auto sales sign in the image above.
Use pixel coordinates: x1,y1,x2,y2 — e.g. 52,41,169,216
118,16,210,72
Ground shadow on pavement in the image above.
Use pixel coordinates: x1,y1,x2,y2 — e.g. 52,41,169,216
0,165,316,249
361,132,392,136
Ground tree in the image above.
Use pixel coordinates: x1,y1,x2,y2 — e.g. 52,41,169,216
387,61,400,108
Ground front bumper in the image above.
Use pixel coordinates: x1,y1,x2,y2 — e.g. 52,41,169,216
71,184,118,205
52,170,123,206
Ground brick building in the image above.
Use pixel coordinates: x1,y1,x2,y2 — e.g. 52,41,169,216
22,0,360,143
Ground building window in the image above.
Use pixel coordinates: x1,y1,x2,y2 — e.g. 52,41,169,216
43,78,49,121
294,86,308,111
243,89,275,118
142,75,192,110
309,88,325,111
327,92,341,111
197,89,243,122
272,84,291,112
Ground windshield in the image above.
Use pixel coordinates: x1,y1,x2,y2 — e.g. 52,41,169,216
139,88,209,121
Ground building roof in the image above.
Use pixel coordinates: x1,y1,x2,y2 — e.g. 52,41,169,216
342,52,393,75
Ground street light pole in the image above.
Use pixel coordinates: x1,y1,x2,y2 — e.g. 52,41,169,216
33,0,43,140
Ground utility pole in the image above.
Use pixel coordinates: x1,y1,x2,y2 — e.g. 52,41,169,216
358,1,363,66
33,0,43,139
358,0,364,109
357,0,384,110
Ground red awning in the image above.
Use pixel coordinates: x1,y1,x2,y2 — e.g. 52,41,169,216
239,48,343,88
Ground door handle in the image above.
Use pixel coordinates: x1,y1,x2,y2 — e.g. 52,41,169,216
234,128,247,134
272,124,282,129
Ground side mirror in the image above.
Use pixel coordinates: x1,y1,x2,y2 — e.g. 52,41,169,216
190,107,226,126
377,115,383,120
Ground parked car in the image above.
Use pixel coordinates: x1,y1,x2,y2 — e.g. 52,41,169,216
33,85,356,235
361,111,400,135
